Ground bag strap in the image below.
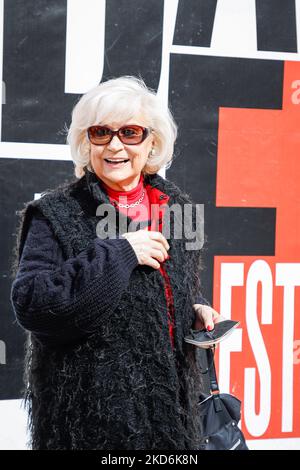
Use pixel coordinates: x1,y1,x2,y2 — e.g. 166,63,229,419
206,347,219,394
206,347,223,412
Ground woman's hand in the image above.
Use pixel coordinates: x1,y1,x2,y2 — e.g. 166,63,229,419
192,304,226,331
121,230,170,269
192,304,226,349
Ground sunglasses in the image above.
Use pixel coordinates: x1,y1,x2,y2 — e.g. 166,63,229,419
87,124,153,145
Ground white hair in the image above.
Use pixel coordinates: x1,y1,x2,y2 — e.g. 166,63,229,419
67,76,178,178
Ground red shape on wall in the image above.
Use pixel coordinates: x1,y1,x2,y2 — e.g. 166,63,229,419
215,61,300,442
217,61,300,259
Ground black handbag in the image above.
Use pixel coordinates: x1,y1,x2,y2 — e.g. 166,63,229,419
198,348,249,450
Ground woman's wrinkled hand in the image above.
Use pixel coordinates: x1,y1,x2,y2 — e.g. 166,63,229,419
121,229,170,270
192,304,226,331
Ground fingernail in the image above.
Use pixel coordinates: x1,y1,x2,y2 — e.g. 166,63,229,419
207,325,213,331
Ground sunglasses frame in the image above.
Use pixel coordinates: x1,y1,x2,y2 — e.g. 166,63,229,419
87,124,153,146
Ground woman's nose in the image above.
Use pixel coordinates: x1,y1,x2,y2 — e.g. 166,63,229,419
107,134,124,150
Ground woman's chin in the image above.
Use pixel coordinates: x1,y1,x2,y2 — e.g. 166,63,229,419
103,168,133,180
98,168,141,186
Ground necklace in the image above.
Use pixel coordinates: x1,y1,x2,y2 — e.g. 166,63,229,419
115,189,145,208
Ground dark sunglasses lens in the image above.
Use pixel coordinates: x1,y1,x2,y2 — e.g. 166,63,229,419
88,126,111,144
119,126,145,144
88,125,148,145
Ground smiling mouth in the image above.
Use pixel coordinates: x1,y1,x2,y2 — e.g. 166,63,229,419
104,159,130,166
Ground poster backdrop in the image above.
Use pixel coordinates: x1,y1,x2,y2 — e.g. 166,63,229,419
0,0,300,449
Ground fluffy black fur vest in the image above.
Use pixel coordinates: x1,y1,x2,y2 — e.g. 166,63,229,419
14,170,205,450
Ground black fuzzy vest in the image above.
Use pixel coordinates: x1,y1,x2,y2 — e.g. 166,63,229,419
15,171,204,450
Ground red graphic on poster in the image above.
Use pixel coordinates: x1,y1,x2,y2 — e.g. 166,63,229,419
215,61,300,441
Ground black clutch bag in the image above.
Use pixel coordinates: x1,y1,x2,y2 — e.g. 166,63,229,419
185,320,240,347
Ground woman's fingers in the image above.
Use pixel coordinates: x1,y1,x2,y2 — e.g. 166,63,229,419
148,231,170,251
150,248,165,263
213,312,226,324
199,306,215,331
150,240,169,260
192,304,227,349
121,230,170,268
192,305,205,330
193,304,225,331
144,255,161,270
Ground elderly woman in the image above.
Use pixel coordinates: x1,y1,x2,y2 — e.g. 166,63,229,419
10,76,222,450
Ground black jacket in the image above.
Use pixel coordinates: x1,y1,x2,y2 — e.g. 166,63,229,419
11,170,205,450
